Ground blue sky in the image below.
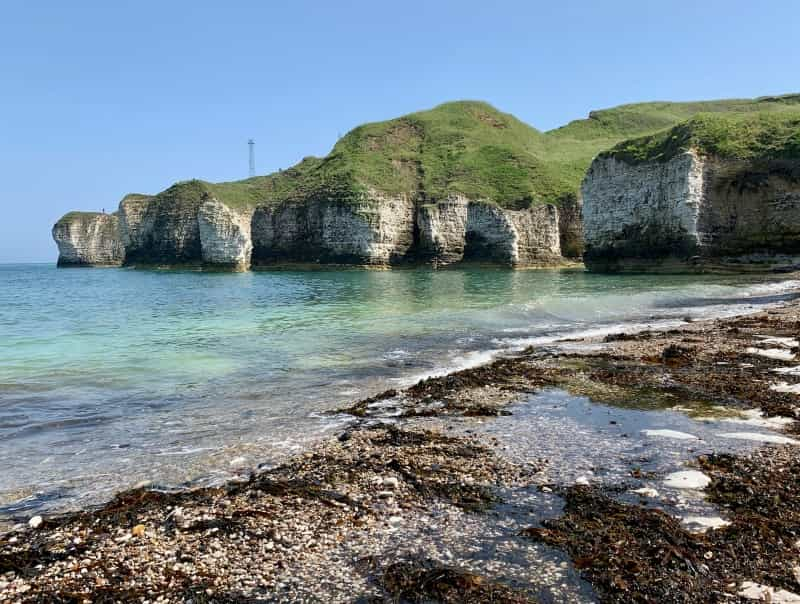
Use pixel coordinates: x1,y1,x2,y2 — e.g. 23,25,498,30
1,0,798,262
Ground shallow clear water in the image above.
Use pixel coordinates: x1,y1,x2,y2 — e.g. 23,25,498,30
0,264,797,520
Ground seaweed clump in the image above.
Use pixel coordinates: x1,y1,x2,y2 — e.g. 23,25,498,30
375,558,535,604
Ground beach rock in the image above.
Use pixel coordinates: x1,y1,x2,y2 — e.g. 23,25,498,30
663,470,711,490
739,581,800,602
28,515,42,529
681,515,731,532
382,476,399,489
631,487,660,498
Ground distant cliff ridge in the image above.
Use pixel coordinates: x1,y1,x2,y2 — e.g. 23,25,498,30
54,95,800,270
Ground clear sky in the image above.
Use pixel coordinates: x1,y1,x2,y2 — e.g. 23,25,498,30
1,0,798,262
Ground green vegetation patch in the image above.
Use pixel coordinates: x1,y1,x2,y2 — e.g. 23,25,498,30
607,108,800,164
122,94,800,211
56,210,108,224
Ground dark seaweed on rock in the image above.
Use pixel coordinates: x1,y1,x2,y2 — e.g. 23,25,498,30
524,446,800,603
523,486,713,603
373,558,535,604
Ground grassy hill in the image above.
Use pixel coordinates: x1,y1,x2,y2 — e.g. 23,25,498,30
131,94,800,212
605,105,800,164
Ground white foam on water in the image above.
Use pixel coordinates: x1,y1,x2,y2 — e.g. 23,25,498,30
739,279,800,296
642,429,699,440
717,431,800,445
714,408,796,430
397,348,503,387
495,319,686,351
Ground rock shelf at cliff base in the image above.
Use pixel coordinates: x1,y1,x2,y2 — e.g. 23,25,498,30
4,286,800,602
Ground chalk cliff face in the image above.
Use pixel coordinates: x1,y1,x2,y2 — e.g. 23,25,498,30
417,197,561,266
582,151,800,271
54,192,564,269
199,199,254,270
251,193,416,265
119,189,202,265
52,213,124,266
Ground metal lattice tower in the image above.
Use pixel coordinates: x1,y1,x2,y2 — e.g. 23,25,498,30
248,139,255,178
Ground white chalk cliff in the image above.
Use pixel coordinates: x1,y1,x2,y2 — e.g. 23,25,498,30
582,151,800,271
54,190,564,269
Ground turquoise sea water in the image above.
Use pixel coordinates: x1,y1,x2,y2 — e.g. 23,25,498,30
0,264,797,520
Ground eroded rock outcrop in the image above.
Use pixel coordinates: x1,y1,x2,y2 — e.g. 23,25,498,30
417,197,561,266
55,192,564,269
251,193,415,265
119,185,203,265
199,199,254,270
582,151,800,271
52,212,124,267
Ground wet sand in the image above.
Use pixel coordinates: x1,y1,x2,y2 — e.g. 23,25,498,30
2,297,800,603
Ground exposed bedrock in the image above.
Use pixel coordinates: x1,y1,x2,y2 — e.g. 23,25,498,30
416,197,562,266
118,191,202,265
55,193,564,269
251,193,415,265
52,212,124,267
198,199,254,270
582,151,800,272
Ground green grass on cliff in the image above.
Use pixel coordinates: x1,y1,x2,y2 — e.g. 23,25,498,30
116,93,800,213
605,108,800,164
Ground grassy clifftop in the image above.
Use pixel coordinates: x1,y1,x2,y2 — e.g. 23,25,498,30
123,94,800,212
605,106,800,164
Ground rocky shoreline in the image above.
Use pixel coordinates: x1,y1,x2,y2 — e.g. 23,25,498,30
2,297,800,603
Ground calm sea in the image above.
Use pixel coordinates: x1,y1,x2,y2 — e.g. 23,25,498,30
0,264,796,519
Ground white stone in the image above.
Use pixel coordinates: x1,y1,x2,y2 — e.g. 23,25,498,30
681,516,730,531
631,487,660,498
28,515,43,529
756,336,799,348
574,476,590,486
746,347,797,362
771,382,800,394
739,581,800,602
382,476,399,489
642,429,699,440
663,470,711,490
